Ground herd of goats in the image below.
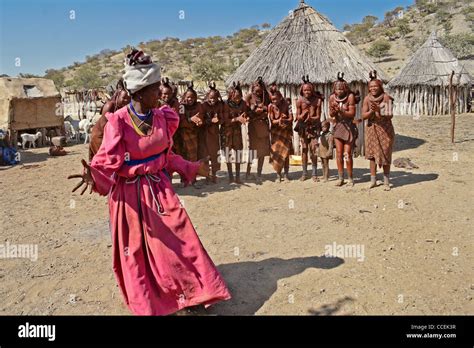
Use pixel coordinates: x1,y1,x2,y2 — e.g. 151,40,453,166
19,115,96,150
19,90,108,149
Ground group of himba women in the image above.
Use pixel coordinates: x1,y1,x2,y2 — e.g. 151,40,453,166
69,49,395,316
90,69,395,191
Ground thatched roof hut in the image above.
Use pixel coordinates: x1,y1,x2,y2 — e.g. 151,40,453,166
388,32,472,116
226,0,384,154
226,0,384,98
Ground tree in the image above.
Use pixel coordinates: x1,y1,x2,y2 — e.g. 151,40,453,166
416,0,437,14
443,21,453,33
18,73,40,78
396,18,412,37
98,49,113,57
182,54,193,74
362,15,378,28
169,71,185,81
367,39,391,62
44,69,65,87
73,65,102,89
234,40,244,49
383,6,405,27
440,33,474,59
343,24,353,32
461,5,474,30
436,8,451,23
63,79,75,88
384,28,400,41
192,59,226,83
262,23,271,29
346,22,375,44
383,10,397,27
235,28,260,43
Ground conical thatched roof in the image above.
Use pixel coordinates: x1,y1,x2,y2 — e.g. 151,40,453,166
388,32,472,88
226,0,384,87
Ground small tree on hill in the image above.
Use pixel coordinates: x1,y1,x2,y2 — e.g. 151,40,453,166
367,39,392,62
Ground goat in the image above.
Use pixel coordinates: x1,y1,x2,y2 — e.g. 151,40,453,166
78,118,94,144
64,115,94,144
20,131,42,149
63,121,77,141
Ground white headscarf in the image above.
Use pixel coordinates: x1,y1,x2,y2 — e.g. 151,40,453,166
122,49,161,94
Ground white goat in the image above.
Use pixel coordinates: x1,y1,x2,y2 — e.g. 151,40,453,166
64,116,94,144
63,121,77,141
20,131,42,149
78,118,94,144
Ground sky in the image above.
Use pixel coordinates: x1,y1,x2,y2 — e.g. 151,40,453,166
0,0,414,76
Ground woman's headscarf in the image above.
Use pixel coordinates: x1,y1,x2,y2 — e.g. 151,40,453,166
122,48,161,94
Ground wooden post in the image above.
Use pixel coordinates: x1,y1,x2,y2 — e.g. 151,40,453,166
11,130,18,150
449,71,455,143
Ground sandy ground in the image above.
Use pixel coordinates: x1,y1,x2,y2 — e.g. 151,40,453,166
1,114,473,315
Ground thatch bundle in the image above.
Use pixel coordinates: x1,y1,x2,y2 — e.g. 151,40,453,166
388,32,472,116
226,0,383,154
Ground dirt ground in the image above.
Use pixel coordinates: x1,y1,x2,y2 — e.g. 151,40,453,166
1,114,473,315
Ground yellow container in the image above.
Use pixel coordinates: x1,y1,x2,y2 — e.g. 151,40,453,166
290,155,302,166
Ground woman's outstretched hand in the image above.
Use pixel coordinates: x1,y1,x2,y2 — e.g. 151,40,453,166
68,159,95,195
197,157,211,178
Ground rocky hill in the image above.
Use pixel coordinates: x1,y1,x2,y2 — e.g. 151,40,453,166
36,0,472,90
344,0,473,79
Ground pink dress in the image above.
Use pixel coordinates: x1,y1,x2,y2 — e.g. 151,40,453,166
89,105,231,315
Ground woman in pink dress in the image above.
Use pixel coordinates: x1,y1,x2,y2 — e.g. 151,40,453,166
68,49,231,315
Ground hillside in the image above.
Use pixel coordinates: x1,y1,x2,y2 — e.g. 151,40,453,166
38,0,473,90
346,0,473,79
43,26,271,92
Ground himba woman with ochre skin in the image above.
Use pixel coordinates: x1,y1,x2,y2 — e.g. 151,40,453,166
361,70,395,191
244,77,271,183
158,78,181,154
268,84,293,182
328,72,359,187
200,83,225,184
223,81,249,184
295,75,323,182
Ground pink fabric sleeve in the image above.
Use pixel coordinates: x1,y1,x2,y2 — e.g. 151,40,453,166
89,114,125,196
160,105,179,138
166,152,200,185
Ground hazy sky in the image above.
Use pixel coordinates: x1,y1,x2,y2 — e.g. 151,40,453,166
0,0,414,76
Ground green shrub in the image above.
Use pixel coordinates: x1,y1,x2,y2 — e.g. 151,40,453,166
366,39,391,62
440,33,474,59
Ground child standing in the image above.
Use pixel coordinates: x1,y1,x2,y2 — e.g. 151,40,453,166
318,120,334,182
